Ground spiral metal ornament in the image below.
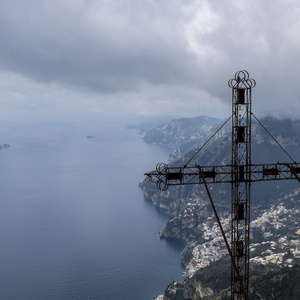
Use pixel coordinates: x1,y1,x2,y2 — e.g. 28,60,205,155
157,179,168,191
228,70,256,89
156,162,168,174
147,172,158,183
143,163,168,190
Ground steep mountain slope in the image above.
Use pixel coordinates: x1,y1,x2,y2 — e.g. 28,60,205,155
141,116,300,299
143,116,224,159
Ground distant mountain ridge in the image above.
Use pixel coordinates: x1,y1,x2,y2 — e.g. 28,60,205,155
143,116,225,160
141,115,300,299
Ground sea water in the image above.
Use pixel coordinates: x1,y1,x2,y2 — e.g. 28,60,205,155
0,120,184,300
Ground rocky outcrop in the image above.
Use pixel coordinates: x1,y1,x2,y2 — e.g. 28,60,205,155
142,116,300,299
162,279,214,300
159,197,211,242
143,116,225,161
0,144,10,150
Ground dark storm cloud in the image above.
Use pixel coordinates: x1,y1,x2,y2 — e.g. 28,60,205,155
1,0,300,119
0,0,198,93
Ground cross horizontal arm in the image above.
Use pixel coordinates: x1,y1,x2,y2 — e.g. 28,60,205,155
145,162,300,190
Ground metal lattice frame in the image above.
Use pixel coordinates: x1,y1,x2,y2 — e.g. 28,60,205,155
145,71,300,300
229,70,255,299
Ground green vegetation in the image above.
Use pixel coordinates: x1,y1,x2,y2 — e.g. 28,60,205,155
250,264,300,299
193,258,231,293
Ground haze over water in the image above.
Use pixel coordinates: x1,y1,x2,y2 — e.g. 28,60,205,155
0,119,184,300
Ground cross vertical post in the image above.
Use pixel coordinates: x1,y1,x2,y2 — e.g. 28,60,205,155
229,71,255,299
145,70,300,299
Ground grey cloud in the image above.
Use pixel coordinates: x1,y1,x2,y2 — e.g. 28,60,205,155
0,0,198,93
0,0,300,119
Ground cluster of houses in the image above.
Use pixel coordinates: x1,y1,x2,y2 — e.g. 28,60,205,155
184,202,300,277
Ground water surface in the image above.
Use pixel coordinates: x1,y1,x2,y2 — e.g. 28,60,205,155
0,120,184,299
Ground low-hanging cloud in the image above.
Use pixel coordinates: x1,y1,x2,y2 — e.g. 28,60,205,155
0,0,300,120
0,0,197,92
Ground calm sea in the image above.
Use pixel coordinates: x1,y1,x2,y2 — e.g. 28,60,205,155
0,120,184,300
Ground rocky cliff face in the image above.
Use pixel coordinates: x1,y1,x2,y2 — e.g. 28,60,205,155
162,279,214,300
141,116,300,299
143,116,226,160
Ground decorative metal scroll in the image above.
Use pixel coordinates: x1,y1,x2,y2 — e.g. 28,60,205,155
228,70,256,89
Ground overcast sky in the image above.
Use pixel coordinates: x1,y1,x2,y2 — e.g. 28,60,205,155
0,0,300,121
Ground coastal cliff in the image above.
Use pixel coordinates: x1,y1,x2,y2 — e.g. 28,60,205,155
141,116,300,299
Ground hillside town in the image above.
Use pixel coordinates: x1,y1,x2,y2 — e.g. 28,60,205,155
183,191,300,277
